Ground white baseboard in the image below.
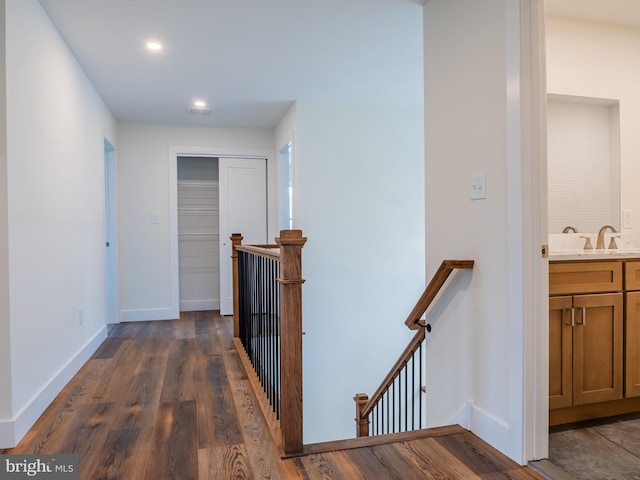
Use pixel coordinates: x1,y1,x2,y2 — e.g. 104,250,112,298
119,307,179,322
468,403,510,456
0,418,14,449
0,326,107,448
448,401,472,430
179,299,220,311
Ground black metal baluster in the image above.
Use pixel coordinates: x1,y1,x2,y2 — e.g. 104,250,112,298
404,361,408,432
391,378,397,433
269,257,275,409
275,260,281,419
412,354,416,430
381,394,385,435
419,342,423,429
256,256,265,388
265,256,269,400
385,390,389,434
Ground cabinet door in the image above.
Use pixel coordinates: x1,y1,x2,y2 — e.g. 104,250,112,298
625,262,640,291
626,291,640,398
572,293,623,405
549,296,573,409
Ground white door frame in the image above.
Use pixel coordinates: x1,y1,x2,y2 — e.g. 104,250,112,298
516,0,549,463
104,137,120,324
168,146,274,318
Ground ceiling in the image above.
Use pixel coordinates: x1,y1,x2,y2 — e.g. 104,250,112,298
37,0,425,129
545,0,640,29
37,1,638,130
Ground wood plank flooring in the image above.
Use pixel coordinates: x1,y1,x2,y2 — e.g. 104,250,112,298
1,311,544,479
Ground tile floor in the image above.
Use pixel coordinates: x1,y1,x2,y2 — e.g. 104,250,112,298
542,413,640,480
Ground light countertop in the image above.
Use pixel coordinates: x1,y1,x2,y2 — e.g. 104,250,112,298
549,249,640,261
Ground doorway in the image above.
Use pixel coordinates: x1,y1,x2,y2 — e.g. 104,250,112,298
104,138,119,324
177,156,220,312
168,147,272,319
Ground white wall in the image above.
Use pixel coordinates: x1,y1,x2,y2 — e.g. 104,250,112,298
0,0,11,438
116,122,275,321
1,0,117,447
422,0,541,463
546,16,640,246
290,101,425,443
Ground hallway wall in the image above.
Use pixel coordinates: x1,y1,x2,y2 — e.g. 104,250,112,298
1,0,117,447
290,100,425,443
116,122,275,322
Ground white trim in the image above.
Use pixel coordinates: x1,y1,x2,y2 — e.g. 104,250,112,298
470,404,510,456
168,146,274,318
0,326,107,448
529,0,550,461
448,401,472,430
103,136,120,324
519,0,549,463
446,403,510,460
179,299,220,311
0,419,15,450
509,0,549,464
120,307,178,322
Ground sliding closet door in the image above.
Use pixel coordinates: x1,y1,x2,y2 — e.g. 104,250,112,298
219,157,267,315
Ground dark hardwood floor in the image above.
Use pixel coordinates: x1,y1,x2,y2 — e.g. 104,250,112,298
1,311,544,479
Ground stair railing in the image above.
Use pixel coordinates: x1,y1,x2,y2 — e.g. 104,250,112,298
355,260,474,437
231,230,307,455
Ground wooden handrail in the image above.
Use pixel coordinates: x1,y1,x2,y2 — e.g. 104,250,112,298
358,328,426,420
404,260,474,330
235,244,281,261
356,259,474,437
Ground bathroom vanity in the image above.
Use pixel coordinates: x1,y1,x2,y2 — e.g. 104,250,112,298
549,255,640,425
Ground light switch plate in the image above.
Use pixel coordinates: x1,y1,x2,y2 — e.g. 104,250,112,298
470,173,486,200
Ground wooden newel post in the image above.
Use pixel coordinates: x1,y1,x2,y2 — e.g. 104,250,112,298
354,393,370,437
230,233,243,338
276,229,307,455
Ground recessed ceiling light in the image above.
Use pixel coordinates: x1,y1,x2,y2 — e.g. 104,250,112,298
146,41,163,51
193,100,207,108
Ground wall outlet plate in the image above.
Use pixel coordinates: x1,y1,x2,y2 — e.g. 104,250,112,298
624,209,632,229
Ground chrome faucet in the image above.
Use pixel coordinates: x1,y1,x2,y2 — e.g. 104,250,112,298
596,224,619,249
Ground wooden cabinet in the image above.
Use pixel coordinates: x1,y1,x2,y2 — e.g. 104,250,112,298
549,262,624,412
626,291,640,398
625,261,640,398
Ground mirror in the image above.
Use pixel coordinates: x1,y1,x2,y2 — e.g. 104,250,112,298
547,94,621,234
